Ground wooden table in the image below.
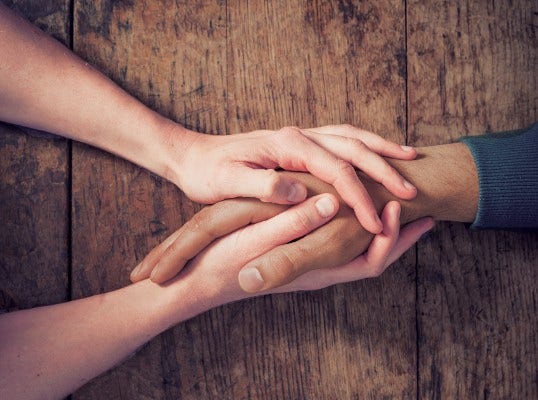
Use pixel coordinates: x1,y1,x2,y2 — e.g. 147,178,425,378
1,1,536,398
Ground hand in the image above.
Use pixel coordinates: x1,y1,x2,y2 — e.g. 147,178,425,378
165,124,417,234
136,195,432,309
130,193,339,283
130,169,426,287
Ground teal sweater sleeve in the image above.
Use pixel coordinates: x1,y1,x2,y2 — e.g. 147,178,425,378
459,123,538,229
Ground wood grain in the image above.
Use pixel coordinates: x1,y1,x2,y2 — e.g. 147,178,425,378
408,0,538,398
225,1,414,399
71,0,415,399
0,1,70,311
4,0,534,398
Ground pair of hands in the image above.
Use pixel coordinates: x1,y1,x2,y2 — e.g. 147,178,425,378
131,125,433,298
131,184,433,307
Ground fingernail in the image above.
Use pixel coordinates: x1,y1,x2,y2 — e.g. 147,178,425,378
238,267,265,292
401,145,414,152
403,179,416,191
287,183,306,202
315,197,335,218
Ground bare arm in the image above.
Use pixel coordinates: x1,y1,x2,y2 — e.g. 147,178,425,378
0,196,431,399
0,4,419,232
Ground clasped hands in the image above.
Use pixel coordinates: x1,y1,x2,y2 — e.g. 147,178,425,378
130,124,433,305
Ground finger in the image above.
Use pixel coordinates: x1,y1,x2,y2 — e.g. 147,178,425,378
275,213,434,293
237,194,339,292
301,131,417,199
130,227,183,282
324,210,432,286
384,217,434,266
225,167,308,204
271,127,383,233
361,201,401,270
305,125,417,159
274,202,402,291
131,199,285,283
239,208,363,293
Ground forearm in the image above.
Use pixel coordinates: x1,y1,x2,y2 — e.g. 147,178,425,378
0,277,214,399
0,4,194,179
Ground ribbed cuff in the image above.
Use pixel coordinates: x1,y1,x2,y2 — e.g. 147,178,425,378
459,123,538,229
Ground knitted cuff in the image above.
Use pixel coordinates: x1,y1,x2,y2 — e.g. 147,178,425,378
459,123,538,229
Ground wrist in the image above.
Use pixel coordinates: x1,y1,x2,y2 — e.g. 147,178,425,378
149,117,199,188
361,143,479,224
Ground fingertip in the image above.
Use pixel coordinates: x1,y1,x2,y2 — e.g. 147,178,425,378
262,175,307,204
149,263,164,284
362,212,383,234
314,193,339,218
399,145,417,159
381,201,401,235
238,266,265,293
421,217,436,233
287,182,307,203
386,200,401,220
130,263,143,283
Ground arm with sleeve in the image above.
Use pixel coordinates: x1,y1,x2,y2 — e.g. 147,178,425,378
460,123,538,229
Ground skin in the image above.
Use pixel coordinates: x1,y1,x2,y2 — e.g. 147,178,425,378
133,141,478,292
0,196,432,400
0,3,419,234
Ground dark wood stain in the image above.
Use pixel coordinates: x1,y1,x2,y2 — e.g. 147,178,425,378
0,1,536,399
408,1,537,398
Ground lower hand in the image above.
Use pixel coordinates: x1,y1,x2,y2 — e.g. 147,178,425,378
131,186,433,300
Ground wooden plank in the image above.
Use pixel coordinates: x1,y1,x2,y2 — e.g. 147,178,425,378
225,1,414,399
407,0,538,398
72,1,414,398
71,1,225,399
0,2,70,311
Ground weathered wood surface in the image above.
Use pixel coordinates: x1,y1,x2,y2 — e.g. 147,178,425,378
0,1,70,311
408,0,538,398
72,0,415,399
1,0,536,399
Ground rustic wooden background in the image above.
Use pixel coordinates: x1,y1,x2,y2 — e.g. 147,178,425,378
1,0,537,399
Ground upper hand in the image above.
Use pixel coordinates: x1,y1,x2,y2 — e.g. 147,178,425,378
169,124,417,234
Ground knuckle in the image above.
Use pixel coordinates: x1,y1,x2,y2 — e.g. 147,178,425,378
290,209,316,233
188,212,205,233
279,126,302,136
277,126,304,143
351,139,368,153
269,250,298,283
341,123,355,132
261,169,282,200
335,159,356,180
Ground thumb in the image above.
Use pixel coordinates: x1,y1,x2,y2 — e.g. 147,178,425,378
231,167,308,204
238,193,339,292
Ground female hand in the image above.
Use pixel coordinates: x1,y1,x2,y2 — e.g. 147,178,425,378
133,194,432,309
166,124,417,234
